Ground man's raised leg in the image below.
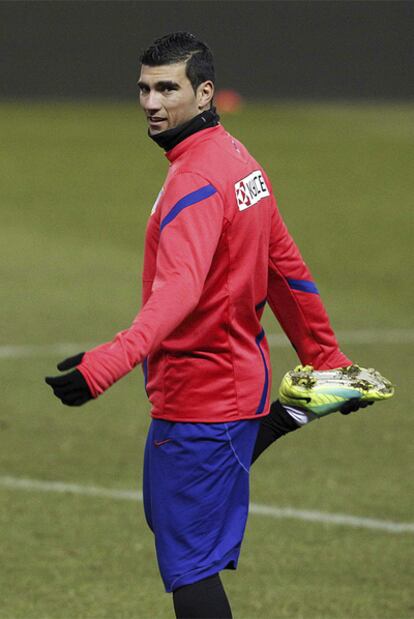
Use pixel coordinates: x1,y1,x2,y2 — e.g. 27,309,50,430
251,400,300,464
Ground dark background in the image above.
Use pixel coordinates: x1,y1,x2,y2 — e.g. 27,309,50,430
1,0,413,100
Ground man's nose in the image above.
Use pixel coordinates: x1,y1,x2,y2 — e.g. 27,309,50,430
143,90,161,111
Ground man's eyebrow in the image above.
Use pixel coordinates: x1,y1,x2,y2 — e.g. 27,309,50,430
137,80,180,90
156,80,180,89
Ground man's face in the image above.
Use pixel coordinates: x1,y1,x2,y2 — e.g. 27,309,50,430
138,62,211,135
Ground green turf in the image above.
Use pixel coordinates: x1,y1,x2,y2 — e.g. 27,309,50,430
1,101,413,619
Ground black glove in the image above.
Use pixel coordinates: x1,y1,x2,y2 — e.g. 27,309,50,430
340,398,373,415
45,352,93,407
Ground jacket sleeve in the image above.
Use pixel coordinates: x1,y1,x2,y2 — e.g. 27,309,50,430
78,172,223,398
266,195,351,370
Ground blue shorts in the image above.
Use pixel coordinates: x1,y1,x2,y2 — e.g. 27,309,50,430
143,418,261,592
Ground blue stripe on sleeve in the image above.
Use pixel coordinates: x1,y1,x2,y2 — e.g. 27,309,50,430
286,278,319,294
255,328,269,414
255,298,267,311
142,357,148,396
160,184,218,233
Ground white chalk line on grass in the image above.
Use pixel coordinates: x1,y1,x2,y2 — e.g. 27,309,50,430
267,328,414,347
0,342,97,359
1,329,414,360
1,475,413,535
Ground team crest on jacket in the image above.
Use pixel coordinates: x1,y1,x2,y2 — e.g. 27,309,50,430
235,170,270,211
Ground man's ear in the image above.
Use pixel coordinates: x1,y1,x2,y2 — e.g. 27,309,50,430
197,81,214,110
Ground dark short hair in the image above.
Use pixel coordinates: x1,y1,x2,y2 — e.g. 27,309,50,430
140,32,215,92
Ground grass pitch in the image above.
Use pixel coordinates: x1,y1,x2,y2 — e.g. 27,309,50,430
1,101,413,619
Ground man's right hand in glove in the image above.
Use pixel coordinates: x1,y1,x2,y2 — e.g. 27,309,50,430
45,352,93,407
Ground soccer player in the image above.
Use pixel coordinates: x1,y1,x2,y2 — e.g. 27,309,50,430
45,32,371,619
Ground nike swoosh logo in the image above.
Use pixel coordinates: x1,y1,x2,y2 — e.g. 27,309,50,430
286,396,311,403
154,439,172,447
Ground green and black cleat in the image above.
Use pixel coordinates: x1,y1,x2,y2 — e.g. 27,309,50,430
278,364,394,417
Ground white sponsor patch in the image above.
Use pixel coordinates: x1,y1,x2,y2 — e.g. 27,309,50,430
151,187,164,215
235,170,270,211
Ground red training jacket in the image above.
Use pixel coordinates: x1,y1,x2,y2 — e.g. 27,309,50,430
78,124,351,421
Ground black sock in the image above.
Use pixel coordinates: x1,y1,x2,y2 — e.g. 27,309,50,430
173,573,232,619
251,400,300,464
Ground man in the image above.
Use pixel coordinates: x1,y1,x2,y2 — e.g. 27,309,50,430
45,32,370,619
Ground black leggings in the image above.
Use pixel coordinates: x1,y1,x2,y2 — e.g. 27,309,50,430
173,573,232,619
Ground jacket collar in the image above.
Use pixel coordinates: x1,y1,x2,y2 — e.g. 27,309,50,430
165,124,224,163
149,107,220,153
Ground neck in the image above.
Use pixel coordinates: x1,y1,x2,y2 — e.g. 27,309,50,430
149,107,220,151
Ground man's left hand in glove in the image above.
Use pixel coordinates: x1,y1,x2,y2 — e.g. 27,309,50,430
45,352,93,406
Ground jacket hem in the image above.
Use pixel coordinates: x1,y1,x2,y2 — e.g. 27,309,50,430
150,409,270,423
